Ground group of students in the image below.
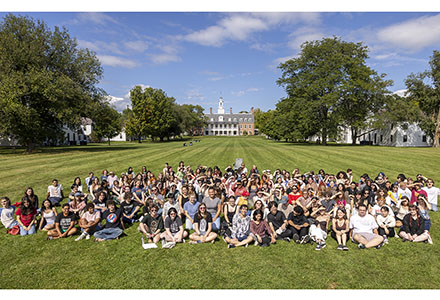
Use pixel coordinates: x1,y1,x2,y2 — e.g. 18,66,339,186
0,162,437,250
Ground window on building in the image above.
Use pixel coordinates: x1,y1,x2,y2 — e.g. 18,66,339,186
240,125,242,128
391,124,394,130
234,118,237,121
380,135,383,142
210,118,214,121
228,118,231,121
205,131,209,135
219,116,223,122
403,135,408,143
390,135,393,142
240,118,243,122
374,133,377,144
423,135,427,142
244,125,247,129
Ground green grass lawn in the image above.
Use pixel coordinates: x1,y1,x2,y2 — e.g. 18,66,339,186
0,136,439,289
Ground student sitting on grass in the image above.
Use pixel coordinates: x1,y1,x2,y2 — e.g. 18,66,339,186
224,204,253,248
1,197,19,233
331,208,349,250
309,205,330,250
349,204,384,249
183,193,200,230
287,205,310,244
399,204,429,243
266,201,292,242
120,193,140,225
69,192,86,218
250,209,275,247
189,203,217,244
38,199,57,231
160,207,187,249
47,203,77,240
76,203,101,241
94,200,124,242
139,204,163,245
376,206,396,244
46,179,64,206
16,198,37,236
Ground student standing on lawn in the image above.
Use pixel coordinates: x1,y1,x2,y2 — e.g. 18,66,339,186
94,200,124,242
47,203,77,240
349,204,384,249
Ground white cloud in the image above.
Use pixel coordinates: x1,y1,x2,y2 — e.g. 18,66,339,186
185,89,206,101
78,40,124,55
272,54,298,67
287,27,326,50
149,53,181,64
76,12,119,25
107,95,131,112
124,40,149,53
377,14,440,52
183,13,321,47
97,55,139,68
393,89,408,97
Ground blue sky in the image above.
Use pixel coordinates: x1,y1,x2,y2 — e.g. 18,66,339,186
1,10,440,113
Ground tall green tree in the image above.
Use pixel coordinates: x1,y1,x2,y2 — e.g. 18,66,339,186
405,50,440,147
127,86,179,142
277,37,390,145
92,101,122,145
0,14,103,152
177,104,207,136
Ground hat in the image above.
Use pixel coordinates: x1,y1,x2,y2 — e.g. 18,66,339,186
74,192,82,197
281,195,289,204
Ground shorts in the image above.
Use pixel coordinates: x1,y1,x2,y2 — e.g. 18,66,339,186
352,232,378,242
237,235,249,242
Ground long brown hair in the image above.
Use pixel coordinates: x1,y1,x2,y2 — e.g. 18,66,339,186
196,203,208,220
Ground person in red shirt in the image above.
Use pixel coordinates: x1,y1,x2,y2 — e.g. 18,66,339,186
233,180,248,197
288,186,302,205
410,182,427,205
15,198,37,236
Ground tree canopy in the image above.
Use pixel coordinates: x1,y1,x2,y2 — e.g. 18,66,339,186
405,50,440,147
0,14,104,152
275,36,391,145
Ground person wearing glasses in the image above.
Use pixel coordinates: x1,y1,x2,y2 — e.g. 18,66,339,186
139,204,164,246
422,179,440,212
160,207,187,249
188,203,217,244
349,204,384,249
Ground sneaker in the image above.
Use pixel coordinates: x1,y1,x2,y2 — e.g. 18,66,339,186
168,242,176,249
301,235,311,244
343,245,349,251
254,240,259,246
376,242,383,249
161,239,166,247
337,244,343,250
358,243,366,249
245,243,249,248
46,236,53,240
75,233,86,241
228,244,236,249
283,237,291,243
384,238,389,244
292,233,300,243
320,242,326,249
315,243,322,250
260,243,269,247
85,233,90,240
426,232,433,244
162,242,174,249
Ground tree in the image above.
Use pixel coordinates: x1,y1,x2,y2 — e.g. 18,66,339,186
405,50,440,147
277,37,390,145
177,104,207,136
0,14,104,152
92,101,122,145
127,86,179,142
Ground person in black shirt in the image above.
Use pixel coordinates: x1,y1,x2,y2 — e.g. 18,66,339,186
287,205,310,244
266,201,292,242
139,205,163,244
399,204,429,242
120,193,140,224
47,203,77,240
94,200,124,242
188,203,218,244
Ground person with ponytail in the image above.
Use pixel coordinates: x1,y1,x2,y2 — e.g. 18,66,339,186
399,204,429,243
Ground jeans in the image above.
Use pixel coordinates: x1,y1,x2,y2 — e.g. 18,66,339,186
94,227,123,240
211,213,220,231
19,224,36,236
290,226,309,238
48,197,62,206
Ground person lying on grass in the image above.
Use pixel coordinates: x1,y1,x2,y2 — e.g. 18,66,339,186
224,204,253,248
349,204,384,249
160,207,187,248
47,203,77,240
76,202,101,241
139,204,163,244
94,200,124,242
189,203,217,244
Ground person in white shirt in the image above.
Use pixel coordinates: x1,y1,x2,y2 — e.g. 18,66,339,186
376,206,396,243
398,181,411,200
349,204,384,249
422,179,440,212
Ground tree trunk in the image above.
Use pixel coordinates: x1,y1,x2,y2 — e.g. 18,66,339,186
351,127,357,145
160,136,164,142
107,137,111,145
25,142,34,154
138,135,142,143
433,108,440,147
322,127,327,146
